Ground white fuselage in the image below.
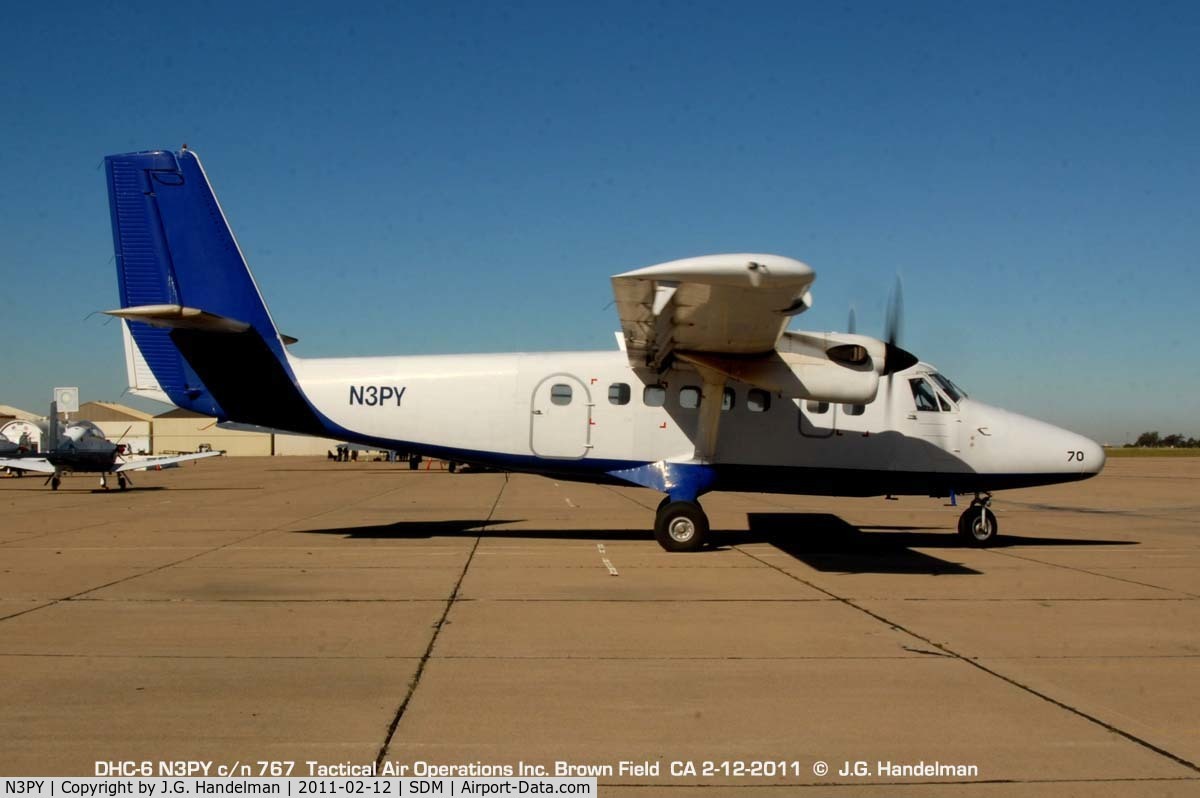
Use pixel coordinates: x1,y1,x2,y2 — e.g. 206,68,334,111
289,348,1104,496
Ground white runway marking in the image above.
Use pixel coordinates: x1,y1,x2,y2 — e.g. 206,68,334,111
597,544,618,575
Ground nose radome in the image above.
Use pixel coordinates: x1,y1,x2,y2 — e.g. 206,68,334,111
1078,435,1106,475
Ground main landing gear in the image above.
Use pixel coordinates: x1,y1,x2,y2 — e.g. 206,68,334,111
654,498,709,553
958,493,999,547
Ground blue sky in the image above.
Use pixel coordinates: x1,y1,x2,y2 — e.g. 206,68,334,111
1,0,1196,443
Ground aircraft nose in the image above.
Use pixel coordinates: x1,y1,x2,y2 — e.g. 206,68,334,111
1076,435,1106,475
966,401,1105,479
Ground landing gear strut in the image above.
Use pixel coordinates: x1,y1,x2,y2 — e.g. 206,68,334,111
958,493,999,547
654,499,709,553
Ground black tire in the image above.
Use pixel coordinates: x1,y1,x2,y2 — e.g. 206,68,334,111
118,476,127,490
408,455,421,471
654,501,709,553
958,506,999,546
51,477,60,491
448,461,458,473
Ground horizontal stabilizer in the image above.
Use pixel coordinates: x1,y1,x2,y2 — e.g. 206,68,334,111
106,304,250,333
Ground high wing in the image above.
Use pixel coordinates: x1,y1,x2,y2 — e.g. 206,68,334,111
611,254,815,371
0,457,57,474
114,451,224,472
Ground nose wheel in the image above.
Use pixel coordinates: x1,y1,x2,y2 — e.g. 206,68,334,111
958,494,999,546
654,499,709,552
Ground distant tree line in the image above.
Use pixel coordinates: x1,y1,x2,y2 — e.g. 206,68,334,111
1128,432,1200,448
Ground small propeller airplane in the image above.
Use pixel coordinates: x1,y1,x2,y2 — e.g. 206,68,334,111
0,407,222,490
100,148,1104,549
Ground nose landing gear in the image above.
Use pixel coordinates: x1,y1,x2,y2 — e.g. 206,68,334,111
958,493,999,546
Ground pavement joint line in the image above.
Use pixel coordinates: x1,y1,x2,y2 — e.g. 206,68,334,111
0,653,421,660
47,598,449,604
0,653,940,661
0,528,274,625
985,548,1200,599
6,597,838,604
0,519,114,547
0,601,59,623
0,479,421,624
597,484,657,511
734,545,1200,775
374,478,507,767
892,596,1197,602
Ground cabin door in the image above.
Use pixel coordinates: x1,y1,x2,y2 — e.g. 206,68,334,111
530,375,592,459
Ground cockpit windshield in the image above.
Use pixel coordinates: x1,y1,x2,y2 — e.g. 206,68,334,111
930,373,967,402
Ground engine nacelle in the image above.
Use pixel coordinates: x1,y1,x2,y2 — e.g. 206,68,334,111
678,330,888,404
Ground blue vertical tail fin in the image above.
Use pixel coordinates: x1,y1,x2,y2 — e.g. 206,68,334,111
105,149,324,434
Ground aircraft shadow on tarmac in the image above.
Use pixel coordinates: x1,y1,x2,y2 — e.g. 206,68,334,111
298,513,1135,576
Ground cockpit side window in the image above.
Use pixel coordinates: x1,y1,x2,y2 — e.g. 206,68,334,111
909,378,940,412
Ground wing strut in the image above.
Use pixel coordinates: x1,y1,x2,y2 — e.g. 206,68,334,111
692,367,728,463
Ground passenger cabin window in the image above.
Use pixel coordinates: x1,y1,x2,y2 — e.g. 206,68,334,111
843,404,865,416
550,384,573,406
679,386,701,409
909,378,940,412
608,383,631,405
806,400,829,414
747,389,770,412
643,385,666,407
722,387,735,411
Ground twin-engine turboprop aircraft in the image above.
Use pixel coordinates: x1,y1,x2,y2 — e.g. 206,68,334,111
102,148,1104,550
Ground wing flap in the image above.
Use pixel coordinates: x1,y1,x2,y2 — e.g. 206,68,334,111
611,254,815,370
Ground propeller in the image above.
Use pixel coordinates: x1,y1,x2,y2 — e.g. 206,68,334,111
112,425,133,457
881,277,917,376
880,276,917,427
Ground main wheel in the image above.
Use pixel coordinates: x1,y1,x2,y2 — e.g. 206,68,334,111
118,475,127,490
654,501,709,553
50,477,60,491
958,505,999,546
